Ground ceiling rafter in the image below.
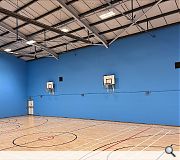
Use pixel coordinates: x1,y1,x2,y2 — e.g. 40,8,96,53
106,0,155,38
19,9,180,55
100,10,179,34
0,21,58,59
0,0,38,22
110,0,164,44
0,0,123,38
0,6,91,44
27,0,169,38
0,0,166,49
0,47,36,58
26,0,124,37
56,0,108,48
0,0,78,37
0,0,178,60
44,10,180,49
10,0,177,53
0,0,124,49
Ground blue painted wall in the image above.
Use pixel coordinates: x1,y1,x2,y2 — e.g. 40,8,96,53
0,52,27,118
27,24,180,126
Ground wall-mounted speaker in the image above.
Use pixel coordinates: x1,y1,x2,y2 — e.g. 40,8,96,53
59,77,63,82
175,62,180,69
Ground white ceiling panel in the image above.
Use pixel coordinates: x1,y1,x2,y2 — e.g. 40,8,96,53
3,17,24,28
36,0,57,12
116,16,130,26
159,0,178,13
144,5,162,19
150,17,167,28
126,25,140,35
95,23,109,32
65,21,81,30
104,32,116,40
83,0,105,10
20,56,34,61
85,14,100,24
71,1,90,14
26,2,47,16
105,19,122,29
165,13,180,24
0,0,18,11
138,0,156,7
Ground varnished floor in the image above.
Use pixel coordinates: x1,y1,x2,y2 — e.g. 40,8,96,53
0,116,179,152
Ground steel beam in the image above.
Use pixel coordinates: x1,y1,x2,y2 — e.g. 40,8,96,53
38,9,180,51
100,10,179,34
0,0,124,48
0,0,78,35
11,8,179,54
56,0,108,48
0,7,91,44
0,0,38,22
0,47,37,58
0,0,166,47
0,21,59,59
26,0,124,37
110,1,155,38
109,0,164,45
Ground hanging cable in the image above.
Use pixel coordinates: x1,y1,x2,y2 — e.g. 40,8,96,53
87,30,90,41
44,30,47,47
16,0,19,41
66,43,68,52
34,46,37,59
131,0,133,21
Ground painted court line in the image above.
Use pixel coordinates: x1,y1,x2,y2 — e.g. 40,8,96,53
125,130,172,160
73,126,136,150
141,130,171,151
75,126,140,150
0,122,106,151
108,129,166,160
78,127,152,160
75,124,133,141
42,119,103,132
128,129,165,151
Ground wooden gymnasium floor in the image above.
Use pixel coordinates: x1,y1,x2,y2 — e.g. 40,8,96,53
0,116,179,152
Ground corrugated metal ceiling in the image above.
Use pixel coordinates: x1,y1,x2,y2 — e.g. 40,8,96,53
0,0,179,61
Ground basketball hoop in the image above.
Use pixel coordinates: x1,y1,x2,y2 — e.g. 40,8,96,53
103,75,115,93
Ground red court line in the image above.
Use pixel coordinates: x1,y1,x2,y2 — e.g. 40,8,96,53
0,118,48,135
79,127,152,160
102,127,152,151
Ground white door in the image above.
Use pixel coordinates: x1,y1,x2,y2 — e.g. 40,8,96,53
28,107,34,115
28,100,34,115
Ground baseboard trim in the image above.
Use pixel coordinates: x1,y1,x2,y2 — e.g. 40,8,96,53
0,114,27,119
1,114,179,127
33,114,180,127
